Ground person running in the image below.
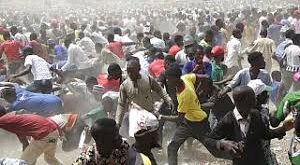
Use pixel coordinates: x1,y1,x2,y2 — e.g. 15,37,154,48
116,58,173,125
219,51,271,96
164,63,215,165
0,31,23,75
205,86,292,165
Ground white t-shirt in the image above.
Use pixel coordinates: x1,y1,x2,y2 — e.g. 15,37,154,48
24,55,52,80
225,36,242,68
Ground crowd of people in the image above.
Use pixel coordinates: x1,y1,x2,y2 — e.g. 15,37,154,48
1,1,300,165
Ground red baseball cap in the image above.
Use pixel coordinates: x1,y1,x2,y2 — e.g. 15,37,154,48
211,46,225,57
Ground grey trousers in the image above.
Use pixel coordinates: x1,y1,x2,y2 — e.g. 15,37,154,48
167,118,212,165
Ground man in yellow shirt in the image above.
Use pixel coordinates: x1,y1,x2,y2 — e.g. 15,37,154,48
164,63,213,165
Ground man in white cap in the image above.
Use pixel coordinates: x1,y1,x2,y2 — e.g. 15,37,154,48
247,79,290,165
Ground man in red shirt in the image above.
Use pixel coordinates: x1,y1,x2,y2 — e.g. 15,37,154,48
148,51,165,78
106,33,135,59
0,31,23,75
97,63,123,92
0,105,82,165
168,35,183,56
29,32,50,62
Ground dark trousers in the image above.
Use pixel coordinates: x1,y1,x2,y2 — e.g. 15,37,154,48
167,118,212,165
26,79,53,94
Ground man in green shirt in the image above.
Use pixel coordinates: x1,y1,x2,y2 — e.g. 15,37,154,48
211,46,225,82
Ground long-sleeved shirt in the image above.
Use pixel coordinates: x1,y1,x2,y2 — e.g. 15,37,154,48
227,68,271,89
182,59,212,76
116,73,172,124
247,38,276,63
225,36,242,68
61,43,94,71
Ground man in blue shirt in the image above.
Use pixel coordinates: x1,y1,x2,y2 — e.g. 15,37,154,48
275,29,294,61
182,44,212,76
1,86,63,116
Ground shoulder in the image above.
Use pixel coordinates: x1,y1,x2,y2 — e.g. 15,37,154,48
181,73,196,83
259,69,270,76
236,68,248,75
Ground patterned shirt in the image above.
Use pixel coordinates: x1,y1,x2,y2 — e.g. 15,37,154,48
73,141,129,165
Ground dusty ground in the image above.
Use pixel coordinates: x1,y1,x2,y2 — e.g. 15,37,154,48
0,123,294,165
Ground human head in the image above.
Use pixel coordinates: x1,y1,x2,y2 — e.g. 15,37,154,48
232,29,242,39
248,51,265,69
261,20,269,29
271,70,281,82
189,26,197,35
183,35,194,47
2,30,11,40
294,10,300,19
293,34,300,46
204,29,214,43
10,26,18,36
64,33,75,48
163,32,170,41
232,86,256,118
102,96,115,115
194,45,205,64
260,29,268,38
85,77,98,93
247,79,272,105
165,63,182,86
126,58,141,82
184,44,197,61
215,19,224,29
285,29,295,39
174,35,184,47
107,33,115,43
153,30,162,39
164,55,176,69
29,32,38,41
107,63,122,80
235,22,245,33
211,46,225,62
91,118,122,158
1,87,17,103
22,46,34,56
113,27,122,36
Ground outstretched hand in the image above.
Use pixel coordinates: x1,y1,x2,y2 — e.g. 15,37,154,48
220,140,243,158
